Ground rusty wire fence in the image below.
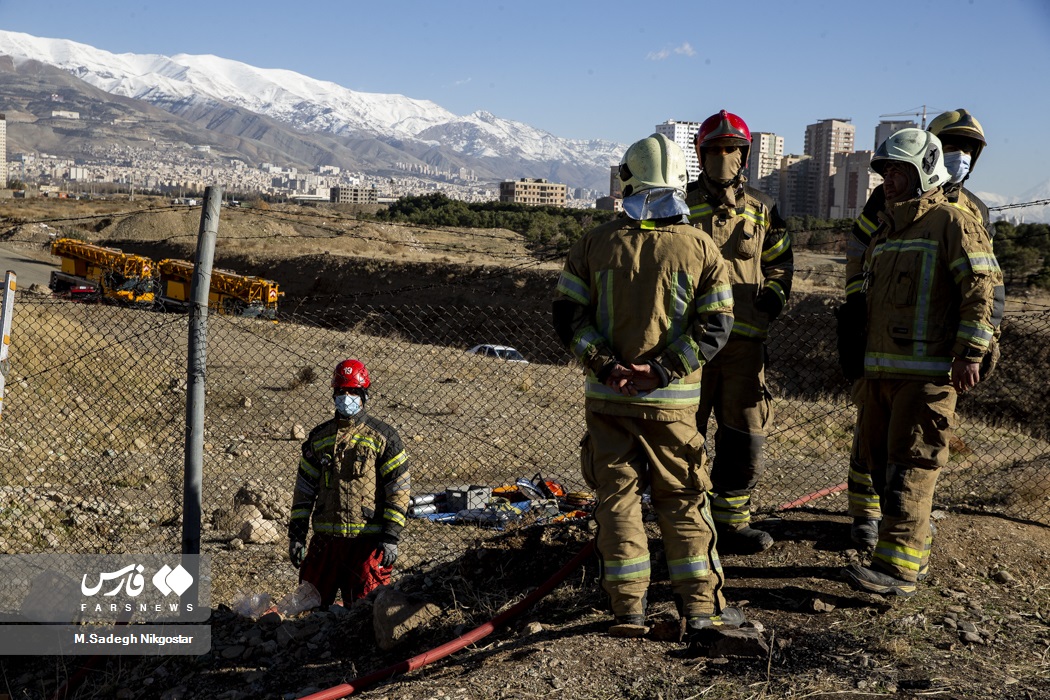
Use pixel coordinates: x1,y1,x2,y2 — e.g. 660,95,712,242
1,290,1048,604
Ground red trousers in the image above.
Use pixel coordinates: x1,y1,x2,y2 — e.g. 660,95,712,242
299,533,391,607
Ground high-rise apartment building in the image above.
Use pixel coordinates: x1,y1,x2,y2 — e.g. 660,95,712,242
829,151,882,220
654,120,703,181
804,119,855,218
778,154,813,219
747,132,784,200
499,178,567,207
874,119,917,150
0,114,7,188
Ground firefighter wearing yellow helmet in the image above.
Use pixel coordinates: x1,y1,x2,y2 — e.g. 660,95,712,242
839,110,992,553
553,133,747,644
685,110,794,554
840,128,1004,597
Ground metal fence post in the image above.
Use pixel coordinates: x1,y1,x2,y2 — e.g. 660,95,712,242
0,271,15,421
183,187,222,608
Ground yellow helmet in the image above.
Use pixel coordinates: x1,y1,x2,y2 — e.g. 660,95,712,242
928,109,986,168
618,133,689,198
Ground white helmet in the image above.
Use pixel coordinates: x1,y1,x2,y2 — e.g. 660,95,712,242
871,128,950,193
618,134,689,198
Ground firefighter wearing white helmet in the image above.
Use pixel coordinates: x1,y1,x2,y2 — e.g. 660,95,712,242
685,110,794,555
840,128,1004,597
553,133,746,644
840,112,992,555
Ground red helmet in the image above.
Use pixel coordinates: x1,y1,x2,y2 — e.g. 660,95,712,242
695,109,752,149
332,359,370,391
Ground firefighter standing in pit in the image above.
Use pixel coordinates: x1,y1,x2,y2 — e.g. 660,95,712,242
287,359,411,606
553,133,747,641
685,110,794,554
839,109,995,550
841,129,1003,597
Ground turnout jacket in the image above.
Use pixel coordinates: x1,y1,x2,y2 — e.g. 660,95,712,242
554,216,734,421
289,413,410,543
862,188,1004,380
685,179,793,340
847,183,990,303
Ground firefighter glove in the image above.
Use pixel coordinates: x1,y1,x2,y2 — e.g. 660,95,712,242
754,287,785,320
288,539,307,569
379,542,398,568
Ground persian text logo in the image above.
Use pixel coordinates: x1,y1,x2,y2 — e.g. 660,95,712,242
80,564,193,598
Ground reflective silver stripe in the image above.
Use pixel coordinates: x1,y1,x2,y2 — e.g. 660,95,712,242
380,450,407,476
585,378,701,406
667,271,693,346
298,457,319,479
604,555,650,581
741,209,766,226
761,233,790,262
957,321,993,348
294,475,316,498
730,321,765,339
384,508,406,527
765,281,787,305
873,541,923,572
848,467,873,487
966,252,999,275
595,269,614,338
667,335,703,374
856,213,878,236
313,521,382,536
864,352,951,375
572,327,604,361
689,203,714,221
667,555,711,581
290,508,312,520
695,284,733,314
556,270,589,305
846,278,864,296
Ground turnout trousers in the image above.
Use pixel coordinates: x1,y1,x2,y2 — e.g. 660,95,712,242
695,338,772,529
299,533,391,607
847,379,882,520
855,378,957,582
581,410,725,618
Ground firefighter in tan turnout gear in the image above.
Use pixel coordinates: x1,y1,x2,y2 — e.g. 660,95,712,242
288,359,411,607
686,110,793,554
840,109,993,551
841,129,1004,597
553,133,746,642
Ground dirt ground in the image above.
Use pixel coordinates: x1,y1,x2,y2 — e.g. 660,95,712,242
1,199,1049,699
4,504,1049,699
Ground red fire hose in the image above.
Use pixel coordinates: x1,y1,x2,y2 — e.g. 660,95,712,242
298,539,596,700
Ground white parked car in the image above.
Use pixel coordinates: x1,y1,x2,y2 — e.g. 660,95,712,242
467,344,529,364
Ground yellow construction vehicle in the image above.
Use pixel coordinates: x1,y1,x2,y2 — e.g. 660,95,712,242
49,238,156,306
157,259,281,319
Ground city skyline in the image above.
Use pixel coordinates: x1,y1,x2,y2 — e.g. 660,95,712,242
0,1,1047,203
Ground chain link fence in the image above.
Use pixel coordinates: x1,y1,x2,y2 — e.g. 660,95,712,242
1,289,1048,605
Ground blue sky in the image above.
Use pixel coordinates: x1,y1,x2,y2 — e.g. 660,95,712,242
2,0,1049,200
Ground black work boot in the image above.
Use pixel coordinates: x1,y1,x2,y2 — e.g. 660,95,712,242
685,607,747,647
716,525,773,555
850,517,880,549
608,613,649,638
842,563,917,598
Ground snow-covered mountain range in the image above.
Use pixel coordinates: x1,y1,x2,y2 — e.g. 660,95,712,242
0,30,625,191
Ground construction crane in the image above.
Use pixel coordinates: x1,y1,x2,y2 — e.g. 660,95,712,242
879,105,943,130
49,238,156,306
157,259,281,320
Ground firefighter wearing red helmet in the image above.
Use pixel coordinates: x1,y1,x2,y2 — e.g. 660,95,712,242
287,358,411,607
686,110,793,554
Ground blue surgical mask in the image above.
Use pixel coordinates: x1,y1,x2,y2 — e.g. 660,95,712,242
943,151,971,184
334,394,362,417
